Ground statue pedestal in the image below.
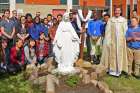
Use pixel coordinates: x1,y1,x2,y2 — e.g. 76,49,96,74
51,67,80,75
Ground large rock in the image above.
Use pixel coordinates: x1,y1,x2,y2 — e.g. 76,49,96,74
46,74,59,93
75,59,92,68
82,74,91,84
24,64,38,80
90,72,98,80
97,81,110,93
92,65,106,79
33,75,47,85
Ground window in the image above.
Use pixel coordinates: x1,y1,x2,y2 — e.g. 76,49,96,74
0,0,9,3
60,0,67,5
16,0,24,3
105,0,110,6
73,0,79,5
0,0,9,13
60,0,79,5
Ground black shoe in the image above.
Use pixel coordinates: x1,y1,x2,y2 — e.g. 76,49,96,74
93,55,100,65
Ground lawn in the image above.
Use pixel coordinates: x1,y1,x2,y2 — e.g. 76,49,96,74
103,75,140,93
0,71,140,93
0,73,42,93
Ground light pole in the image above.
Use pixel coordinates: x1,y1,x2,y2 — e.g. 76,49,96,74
110,0,112,17
67,0,73,12
10,0,16,14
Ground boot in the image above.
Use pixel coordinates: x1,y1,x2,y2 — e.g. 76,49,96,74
93,55,97,64
96,55,100,65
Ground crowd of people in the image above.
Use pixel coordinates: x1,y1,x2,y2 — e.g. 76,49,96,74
0,7,140,78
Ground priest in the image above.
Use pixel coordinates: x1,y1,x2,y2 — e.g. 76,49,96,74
101,7,128,76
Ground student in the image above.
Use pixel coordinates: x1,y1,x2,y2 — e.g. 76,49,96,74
47,14,53,27
0,9,15,46
17,16,29,42
101,14,110,37
49,18,58,43
10,10,20,35
36,32,50,65
57,14,63,24
28,16,47,40
25,13,33,29
126,17,140,77
9,38,25,73
0,38,7,72
70,13,80,37
43,18,50,29
87,12,104,64
24,38,37,65
0,9,16,63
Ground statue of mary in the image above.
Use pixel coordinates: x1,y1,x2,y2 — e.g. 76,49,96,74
53,13,80,74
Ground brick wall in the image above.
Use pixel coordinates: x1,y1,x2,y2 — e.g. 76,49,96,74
16,4,67,17
25,0,60,5
79,0,105,7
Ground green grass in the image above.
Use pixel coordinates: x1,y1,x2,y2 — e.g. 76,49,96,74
0,72,140,93
0,73,42,93
103,75,140,93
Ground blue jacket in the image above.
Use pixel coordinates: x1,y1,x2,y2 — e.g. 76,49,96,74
28,23,48,40
87,19,104,37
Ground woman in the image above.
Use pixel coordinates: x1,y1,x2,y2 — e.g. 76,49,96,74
17,16,29,42
0,38,7,70
24,38,37,65
28,16,47,40
36,32,50,65
25,13,33,29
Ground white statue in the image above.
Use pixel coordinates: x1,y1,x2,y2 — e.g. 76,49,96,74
53,13,80,74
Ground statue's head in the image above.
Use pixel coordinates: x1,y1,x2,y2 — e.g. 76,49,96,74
63,13,70,22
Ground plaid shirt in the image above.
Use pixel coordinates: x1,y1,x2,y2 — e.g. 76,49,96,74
36,41,49,58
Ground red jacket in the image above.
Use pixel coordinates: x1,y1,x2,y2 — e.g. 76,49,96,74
10,46,25,65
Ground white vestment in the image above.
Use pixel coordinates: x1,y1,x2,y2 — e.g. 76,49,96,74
53,21,80,73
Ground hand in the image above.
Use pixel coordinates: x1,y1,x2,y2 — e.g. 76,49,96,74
45,37,50,41
22,37,25,41
133,37,140,41
127,37,133,42
8,35,13,39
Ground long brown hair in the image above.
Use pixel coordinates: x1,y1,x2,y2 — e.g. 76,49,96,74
0,38,3,62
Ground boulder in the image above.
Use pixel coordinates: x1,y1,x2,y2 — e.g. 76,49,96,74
90,80,98,86
46,74,59,93
97,81,110,93
82,74,91,84
90,72,98,80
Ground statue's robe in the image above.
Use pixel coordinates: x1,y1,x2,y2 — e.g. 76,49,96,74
53,21,80,73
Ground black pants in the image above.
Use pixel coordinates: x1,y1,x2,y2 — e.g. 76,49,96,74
7,64,22,74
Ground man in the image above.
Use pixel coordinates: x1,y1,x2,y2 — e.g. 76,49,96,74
36,12,41,17
87,12,104,64
126,17,140,77
70,12,80,37
10,10,20,43
101,7,128,76
102,14,110,37
47,14,53,28
57,14,62,24
0,9,15,42
0,9,16,63
77,8,92,58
